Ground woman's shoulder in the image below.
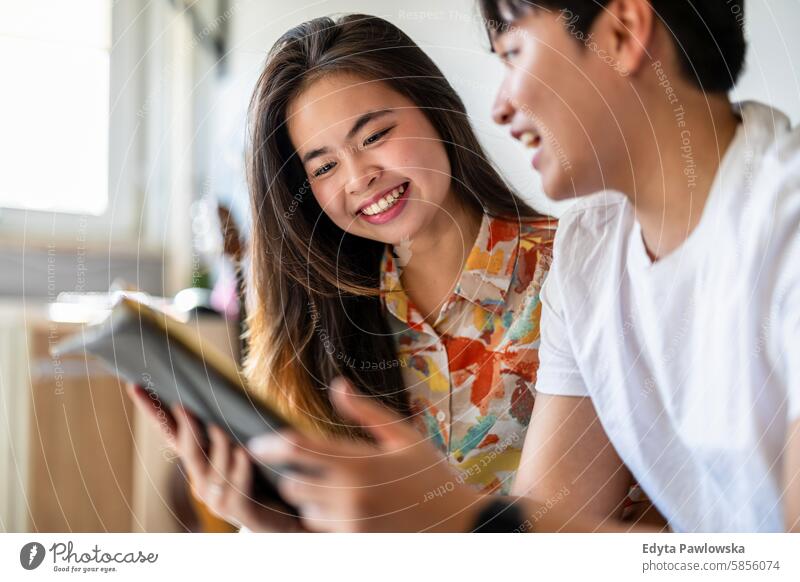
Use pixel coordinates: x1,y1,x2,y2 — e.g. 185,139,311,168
497,215,557,307
518,215,558,253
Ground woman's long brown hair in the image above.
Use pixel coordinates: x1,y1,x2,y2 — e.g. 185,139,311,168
244,14,542,437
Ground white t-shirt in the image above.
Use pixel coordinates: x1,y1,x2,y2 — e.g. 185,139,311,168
535,101,800,532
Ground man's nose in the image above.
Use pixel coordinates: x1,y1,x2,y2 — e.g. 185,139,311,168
492,87,516,126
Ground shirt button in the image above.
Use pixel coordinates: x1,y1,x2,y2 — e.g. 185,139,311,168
436,411,447,422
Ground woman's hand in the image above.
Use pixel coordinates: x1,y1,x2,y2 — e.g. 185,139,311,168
125,384,305,532
247,378,482,532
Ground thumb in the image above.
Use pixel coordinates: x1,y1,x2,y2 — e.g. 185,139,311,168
329,377,417,447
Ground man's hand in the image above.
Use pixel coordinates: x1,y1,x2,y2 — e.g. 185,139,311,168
248,377,482,532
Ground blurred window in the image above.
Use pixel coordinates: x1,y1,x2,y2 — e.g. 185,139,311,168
0,0,111,214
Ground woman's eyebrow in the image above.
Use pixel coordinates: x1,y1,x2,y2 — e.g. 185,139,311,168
345,108,393,139
300,109,394,164
301,146,329,165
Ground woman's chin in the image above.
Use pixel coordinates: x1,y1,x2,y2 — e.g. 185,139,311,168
359,208,421,245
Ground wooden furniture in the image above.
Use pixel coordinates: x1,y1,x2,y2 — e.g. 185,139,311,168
0,301,240,532
27,320,136,532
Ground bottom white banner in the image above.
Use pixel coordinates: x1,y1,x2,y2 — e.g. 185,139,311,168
1,533,798,581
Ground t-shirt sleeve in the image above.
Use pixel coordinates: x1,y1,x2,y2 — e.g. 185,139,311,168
766,155,800,425
781,299,800,424
534,257,589,397
776,226,800,424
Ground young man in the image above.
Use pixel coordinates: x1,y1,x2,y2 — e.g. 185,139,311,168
245,0,799,532
478,0,800,533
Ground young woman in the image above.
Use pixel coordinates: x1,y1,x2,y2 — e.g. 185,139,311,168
130,13,641,532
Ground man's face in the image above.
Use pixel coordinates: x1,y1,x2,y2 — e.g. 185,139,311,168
490,7,629,200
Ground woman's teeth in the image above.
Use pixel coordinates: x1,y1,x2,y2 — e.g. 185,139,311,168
361,184,406,216
520,131,541,148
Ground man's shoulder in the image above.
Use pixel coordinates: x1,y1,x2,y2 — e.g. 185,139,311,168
539,192,633,311
761,121,800,194
744,119,800,248
746,122,800,301
738,102,800,214
552,191,632,260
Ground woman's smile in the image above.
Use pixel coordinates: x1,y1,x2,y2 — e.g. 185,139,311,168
358,181,411,225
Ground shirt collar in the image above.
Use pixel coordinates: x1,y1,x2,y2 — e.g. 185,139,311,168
380,214,521,322
380,249,416,326
454,213,521,313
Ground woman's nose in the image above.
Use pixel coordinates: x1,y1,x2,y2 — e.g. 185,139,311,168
344,163,379,196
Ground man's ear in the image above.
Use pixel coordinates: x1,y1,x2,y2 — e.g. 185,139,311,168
597,0,654,77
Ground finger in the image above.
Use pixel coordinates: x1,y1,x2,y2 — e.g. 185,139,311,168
126,384,157,420
207,425,233,492
172,405,210,484
247,432,341,475
247,433,326,473
278,483,339,533
230,449,307,532
230,446,253,499
217,448,283,525
205,446,250,524
277,474,335,507
126,384,178,435
174,405,208,448
217,447,263,529
300,511,347,533
329,377,418,446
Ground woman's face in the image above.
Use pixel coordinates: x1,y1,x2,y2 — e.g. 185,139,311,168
286,73,454,246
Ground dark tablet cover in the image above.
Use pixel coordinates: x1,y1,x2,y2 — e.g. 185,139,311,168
51,295,299,514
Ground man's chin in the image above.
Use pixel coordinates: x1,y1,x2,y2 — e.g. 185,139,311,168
541,180,576,202
541,173,597,202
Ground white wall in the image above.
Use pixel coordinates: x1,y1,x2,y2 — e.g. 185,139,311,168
224,0,800,218
732,0,800,125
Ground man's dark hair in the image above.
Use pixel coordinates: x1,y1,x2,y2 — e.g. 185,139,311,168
479,0,747,92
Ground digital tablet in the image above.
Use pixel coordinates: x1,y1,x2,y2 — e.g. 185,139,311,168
51,294,300,514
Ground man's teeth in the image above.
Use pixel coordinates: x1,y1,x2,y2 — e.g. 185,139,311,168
361,184,406,216
520,131,541,148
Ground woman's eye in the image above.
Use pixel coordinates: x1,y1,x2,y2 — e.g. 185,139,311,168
313,161,336,177
362,127,392,147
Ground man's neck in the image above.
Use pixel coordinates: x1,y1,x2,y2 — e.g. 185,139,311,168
623,94,740,261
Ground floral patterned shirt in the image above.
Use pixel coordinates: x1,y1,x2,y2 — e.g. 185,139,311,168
380,213,556,495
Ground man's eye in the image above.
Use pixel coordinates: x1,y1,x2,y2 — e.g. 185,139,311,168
362,127,393,147
500,49,520,62
313,161,336,177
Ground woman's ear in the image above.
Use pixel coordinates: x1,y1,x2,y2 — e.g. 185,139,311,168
602,0,655,77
